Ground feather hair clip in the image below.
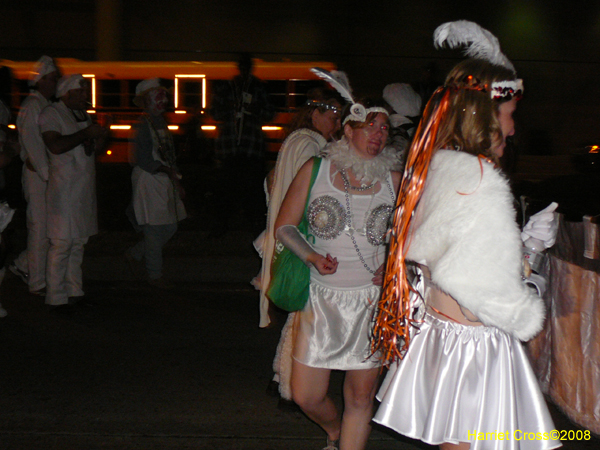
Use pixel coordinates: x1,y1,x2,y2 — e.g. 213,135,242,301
310,67,355,104
310,67,388,125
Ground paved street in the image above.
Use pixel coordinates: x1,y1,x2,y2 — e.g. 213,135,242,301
0,272,598,450
0,276,422,450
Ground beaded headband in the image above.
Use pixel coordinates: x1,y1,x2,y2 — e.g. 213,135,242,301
304,99,340,114
309,67,389,125
343,105,389,125
447,74,524,100
490,79,524,100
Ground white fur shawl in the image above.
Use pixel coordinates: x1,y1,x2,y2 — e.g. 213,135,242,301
406,150,545,341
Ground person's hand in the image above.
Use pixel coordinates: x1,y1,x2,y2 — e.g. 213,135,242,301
371,263,385,286
521,202,559,249
309,253,338,275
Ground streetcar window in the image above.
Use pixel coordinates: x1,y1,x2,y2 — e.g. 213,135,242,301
99,80,121,108
290,80,326,107
179,80,202,108
265,80,287,109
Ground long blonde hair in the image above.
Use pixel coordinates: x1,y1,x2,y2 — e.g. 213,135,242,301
429,58,517,164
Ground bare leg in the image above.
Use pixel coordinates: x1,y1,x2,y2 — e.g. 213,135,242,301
291,359,341,442
440,442,470,450
339,367,380,450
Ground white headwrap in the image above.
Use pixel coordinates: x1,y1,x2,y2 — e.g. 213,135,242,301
383,83,422,128
133,78,167,107
29,56,58,87
56,74,85,98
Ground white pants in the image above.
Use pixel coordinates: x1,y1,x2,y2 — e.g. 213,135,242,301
46,237,87,306
14,167,49,291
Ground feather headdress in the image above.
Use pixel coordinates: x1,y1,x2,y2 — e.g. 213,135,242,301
310,68,354,104
434,20,523,100
434,20,515,72
310,67,388,125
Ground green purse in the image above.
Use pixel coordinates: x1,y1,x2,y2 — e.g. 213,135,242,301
267,157,321,312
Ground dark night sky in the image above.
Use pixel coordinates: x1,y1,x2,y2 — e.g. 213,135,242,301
1,0,600,153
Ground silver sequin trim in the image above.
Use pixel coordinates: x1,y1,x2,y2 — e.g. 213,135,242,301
307,195,346,240
366,204,393,246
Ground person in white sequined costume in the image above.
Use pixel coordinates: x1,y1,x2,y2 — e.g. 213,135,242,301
274,99,401,450
373,21,561,450
255,89,342,406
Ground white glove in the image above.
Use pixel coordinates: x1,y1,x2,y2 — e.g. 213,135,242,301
521,202,559,249
275,225,315,265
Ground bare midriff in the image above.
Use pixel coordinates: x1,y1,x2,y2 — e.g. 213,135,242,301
419,265,484,327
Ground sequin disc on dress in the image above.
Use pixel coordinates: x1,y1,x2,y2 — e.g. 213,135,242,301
366,204,393,246
307,195,346,240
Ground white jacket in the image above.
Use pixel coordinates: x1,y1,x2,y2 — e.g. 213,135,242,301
40,101,98,240
407,150,545,341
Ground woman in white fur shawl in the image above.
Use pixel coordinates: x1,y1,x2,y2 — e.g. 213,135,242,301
372,21,561,450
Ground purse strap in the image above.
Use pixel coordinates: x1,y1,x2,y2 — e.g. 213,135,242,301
304,157,321,213
298,157,321,241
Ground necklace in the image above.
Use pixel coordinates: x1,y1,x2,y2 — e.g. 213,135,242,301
339,170,376,191
341,169,396,274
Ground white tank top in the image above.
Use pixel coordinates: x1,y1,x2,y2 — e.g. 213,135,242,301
306,158,395,288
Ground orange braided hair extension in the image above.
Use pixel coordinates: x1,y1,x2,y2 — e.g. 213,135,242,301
371,86,452,366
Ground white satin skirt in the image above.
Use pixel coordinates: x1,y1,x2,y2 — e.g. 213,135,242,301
374,313,561,450
293,281,381,370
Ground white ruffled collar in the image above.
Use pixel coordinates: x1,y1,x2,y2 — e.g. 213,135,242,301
325,136,401,184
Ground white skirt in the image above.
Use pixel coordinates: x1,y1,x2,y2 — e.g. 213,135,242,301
374,313,561,450
293,281,381,371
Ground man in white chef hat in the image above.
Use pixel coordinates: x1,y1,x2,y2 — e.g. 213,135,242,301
9,56,60,295
39,74,109,312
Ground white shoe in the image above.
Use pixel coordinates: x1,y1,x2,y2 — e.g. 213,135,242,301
0,304,7,318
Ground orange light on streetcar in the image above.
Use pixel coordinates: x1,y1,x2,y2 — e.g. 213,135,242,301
262,126,282,131
174,74,206,109
106,150,112,155
7,124,15,129
174,110,187,114
168,125,179,131
110,125,132,130
82,74,96,108
201,125,217,131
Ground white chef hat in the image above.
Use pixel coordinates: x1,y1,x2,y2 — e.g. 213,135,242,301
133,78,169,107
29,56,58,87
56,74,85,98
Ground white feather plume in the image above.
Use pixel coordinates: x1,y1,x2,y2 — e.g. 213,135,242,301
434,20,515,72
310,67,354,103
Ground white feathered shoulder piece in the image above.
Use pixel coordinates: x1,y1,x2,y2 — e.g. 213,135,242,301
434,20,515,72
406,150,545,341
